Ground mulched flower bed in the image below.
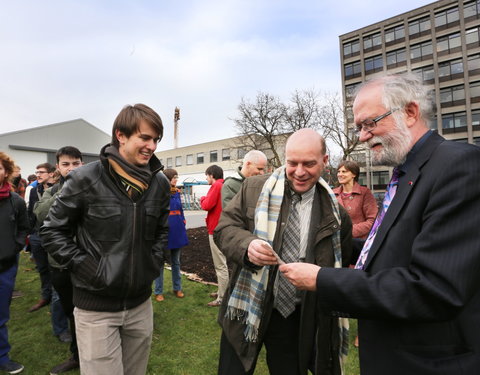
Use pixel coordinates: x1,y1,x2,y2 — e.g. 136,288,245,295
172,227,217,283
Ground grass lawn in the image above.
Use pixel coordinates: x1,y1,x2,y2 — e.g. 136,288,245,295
8,251,359,374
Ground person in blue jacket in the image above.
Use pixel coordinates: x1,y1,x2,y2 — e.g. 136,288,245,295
154,169,189,301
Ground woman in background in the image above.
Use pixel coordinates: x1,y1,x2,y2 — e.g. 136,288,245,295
154,169,189,302
0,152,29,374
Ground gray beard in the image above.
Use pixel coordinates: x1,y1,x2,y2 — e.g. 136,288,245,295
368,120,412,166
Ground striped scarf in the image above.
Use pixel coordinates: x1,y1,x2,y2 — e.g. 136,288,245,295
225,166,349,368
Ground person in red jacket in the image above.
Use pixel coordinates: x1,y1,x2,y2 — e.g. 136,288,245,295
200,165,227,307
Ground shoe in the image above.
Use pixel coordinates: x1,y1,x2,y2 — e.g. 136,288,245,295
28,299,49,312
57,330,72,343
11,291,23,299
50,356,79,374
209,292,218,299
173,290,184,298
155,294,164,302
354,335,359,348
207,299,222,307
0,360,24,374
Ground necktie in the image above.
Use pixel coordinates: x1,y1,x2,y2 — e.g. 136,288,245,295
355,168,400,270
276,193,301,318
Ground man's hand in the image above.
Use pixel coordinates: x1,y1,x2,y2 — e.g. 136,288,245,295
279,263,320,291
247,239,279,266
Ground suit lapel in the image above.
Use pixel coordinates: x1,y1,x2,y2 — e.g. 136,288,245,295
364,132,445,270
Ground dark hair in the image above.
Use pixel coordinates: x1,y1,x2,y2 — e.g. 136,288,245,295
56,146,83,163
337,160,360,182
0,152,16,183
27,174,37,182
111,104,163,147
205,165,223,180
36,163,55,173
163,168,178,182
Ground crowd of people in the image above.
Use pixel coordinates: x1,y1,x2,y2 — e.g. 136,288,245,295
1,72,479,375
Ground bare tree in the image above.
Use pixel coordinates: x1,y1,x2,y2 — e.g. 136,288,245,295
233,92,288,167
285,89,321,132
318,92,360,161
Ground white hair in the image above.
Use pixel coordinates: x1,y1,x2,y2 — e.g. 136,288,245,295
243,150,267,164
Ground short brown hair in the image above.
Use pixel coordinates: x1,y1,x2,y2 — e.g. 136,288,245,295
36,163,55,173
111,104,163,147
0,152,16,183
337,160,360,182
163,169,178,182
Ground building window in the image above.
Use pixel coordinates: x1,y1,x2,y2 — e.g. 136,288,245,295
222,148,230,161
166,157,173,168
441,111,467,134
470,81,480,103
345,83,361,100
365,55,383,74
466,28,480,49
197,152,204,164
186,154,193,165
439,85,465,107
344,61,361,79
385,25,405,45
175,156,182,167
435,6,460,30
363,32,381,51
408,16,431,38
343,40,360,58
237,148,247,159
468,54,480,75
464,0,480,22
472,109,480,129
436,33,462,56
372,171,390,189
410,41,433,62
412,65,435,84
210,150,218,163
386,48,406,68
438,58,464,82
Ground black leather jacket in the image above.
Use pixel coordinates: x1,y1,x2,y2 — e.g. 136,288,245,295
40,150,170,311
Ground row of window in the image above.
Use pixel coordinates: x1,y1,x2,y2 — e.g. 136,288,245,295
161,148,247,169
343,0,480,58
441,109,480,132
344,28,480,79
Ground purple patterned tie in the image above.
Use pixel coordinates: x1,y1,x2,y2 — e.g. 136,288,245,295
355,168,400,270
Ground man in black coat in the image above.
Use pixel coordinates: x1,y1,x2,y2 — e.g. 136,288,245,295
281,73,480,375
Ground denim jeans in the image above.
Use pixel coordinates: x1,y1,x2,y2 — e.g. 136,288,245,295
50,287,69,336
29,233,52,301
0,259,18,365
154,248,182,294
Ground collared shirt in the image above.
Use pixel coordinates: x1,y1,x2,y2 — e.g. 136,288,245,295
297,186,315,260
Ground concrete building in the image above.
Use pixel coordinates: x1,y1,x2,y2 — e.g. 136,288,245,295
340,0,480,190
0,119,110,175
155,134,288,184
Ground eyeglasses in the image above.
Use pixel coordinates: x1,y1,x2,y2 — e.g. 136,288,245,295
354,108,399,135
35,170,48,175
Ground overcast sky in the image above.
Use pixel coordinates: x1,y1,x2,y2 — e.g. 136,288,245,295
0,0,434,151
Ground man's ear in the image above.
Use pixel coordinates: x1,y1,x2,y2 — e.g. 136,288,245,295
115,129,126,145
404,101,420,128
323,154,329,165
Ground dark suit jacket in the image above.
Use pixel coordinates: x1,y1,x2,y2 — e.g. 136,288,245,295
316,132,480,375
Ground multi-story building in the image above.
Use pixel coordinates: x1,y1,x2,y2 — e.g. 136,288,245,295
340,0,480,190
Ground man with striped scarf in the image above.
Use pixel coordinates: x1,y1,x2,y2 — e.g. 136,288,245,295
214,129,353,375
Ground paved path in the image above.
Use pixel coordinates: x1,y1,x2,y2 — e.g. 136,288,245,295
184,210,206,229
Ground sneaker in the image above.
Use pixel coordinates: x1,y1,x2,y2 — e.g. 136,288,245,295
50,357,79,374
57,330,72,343
0,360,24,374
155,294,164,302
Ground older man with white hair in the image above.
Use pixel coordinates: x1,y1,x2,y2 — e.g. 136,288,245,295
221,150,268,208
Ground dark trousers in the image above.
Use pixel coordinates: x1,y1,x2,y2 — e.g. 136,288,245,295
29,233,52,301
218,307,301,375
50,268,78,360
0,259,18,365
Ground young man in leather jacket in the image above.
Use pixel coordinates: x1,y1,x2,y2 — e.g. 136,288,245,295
41,104,170,375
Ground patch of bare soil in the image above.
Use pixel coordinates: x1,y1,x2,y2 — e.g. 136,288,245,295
174,227,217,283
